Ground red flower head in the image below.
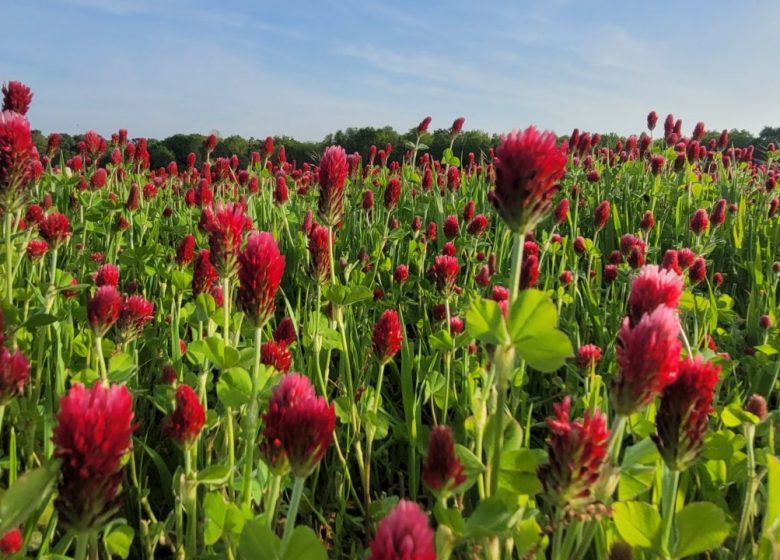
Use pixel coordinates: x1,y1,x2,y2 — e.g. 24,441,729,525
576,344,602,369
451,117,465,135
46,133,61,158
640,210,655,231
25,203,44,224
117,295,154,340
688,256,707,285
94,263,120,287
87,285,122,337
425,221,437,242
192,249,218,296
369,500,435,560
476,265,491,286
467,214,488,236
520,253,539,290
1,81,33,115
539,397,610,509
613,306,681,416
362,189,374,211
0,528,22,556
200,202,251,276
462,199,475,222
689,208,709,235
593,200,610,230
259,373,335,477
372,309,404,364
176,234,196,266
559,269,572,286
553,198,569,225
653,356,719,471
274,174,289,205
273,317,297,346
710,198,727,227
417,116,432,135
447,166,460,191
394,264,409,284
573,236,586,254
26,239,48,262
490,126,566,234
53,383,136,531
431,255,459,294
647,110,658,131
678,248,695,269
318,145,349,227
308,225,331,285
39,212,71,248
628,265,684,325
90,168,107,189
0,347,29,404
205,133,218,153
237,231,285,327
164,384,205,447
383,177,401,210
444,215,459,239
422,425,466,497
746,394,768,420
261,340,292,373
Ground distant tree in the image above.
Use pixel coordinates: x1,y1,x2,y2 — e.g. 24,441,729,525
147,141,176,170
163,134,206,167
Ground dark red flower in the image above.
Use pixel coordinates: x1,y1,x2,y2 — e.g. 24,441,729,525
161,363,178,385
421,425,466,496
192,250,218,296
450,117,465,135
25,203,43,224
431,255,459,294
261,340,292,373
53,383,136,531
308,225,331,285
372,310,404,364
273,317,297,346
94,263,120,287
259,373,335,477
746,394,768,420
553,198,569,225
650,155,665,175
710,198,727,227
385,178,401,210
573,236,586,254
417,116,432,135
604,264,618,283
0,528,22,556
87,285,122,337
688,256,707,285
117,295,154,340
26,239,48,261
164,384,205,446
274,174,288,205
0,347,29,404
462,200,475,222
678,248,695,269
476,265,491,286
318,145,349,227
628,265,684,325
640,210,654,231
362,190,374,211
467,214,488,236
576,344,602,369
520,254,539,290
369,500,435,560
491,127,566,234
394,264,409,284
539,397,610,509
593,200,610,230
2,81,33,115
236,231,285,327
176,234,196,266
613,305,681,416
653,356,719,471
200,202,251,276
38,212,70,248
647,111,658,131
690,208,709,235
443,215,459,239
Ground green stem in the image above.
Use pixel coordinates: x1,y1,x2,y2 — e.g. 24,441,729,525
222,277,230,345
74,533,89,560
265,474,282,529
4,210,13,307
736,423,757,554
660,464,680,556
607,415,627,464
241,327,263,507
95,335,108,383
282,477,306,547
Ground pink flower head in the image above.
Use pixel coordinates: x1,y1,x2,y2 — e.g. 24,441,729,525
94,263,120,287
689,208,709,235
317,145,349,227
422,425,466,497
628,265,684,325
613,306,682,416
308,224,331,285
38,212,71,248
259,373,335,477
576,344,602,369
369,500,435,560
372,309,404,364
117,295,154,340
0,347,29,404
653,355,719,471
640,210,655,231
87,285,122,337
539,397,610,509
1,81,33,115
164,384,205,446
53,383,136,531
237,231,285,327
431,255,459,294
490,126,566,234
200,202,251,276
688,256,707,285
26,239,48,262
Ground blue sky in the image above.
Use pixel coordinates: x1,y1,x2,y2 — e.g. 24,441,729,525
1,0,778,140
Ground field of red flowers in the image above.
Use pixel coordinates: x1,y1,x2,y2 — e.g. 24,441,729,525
0,79,779,559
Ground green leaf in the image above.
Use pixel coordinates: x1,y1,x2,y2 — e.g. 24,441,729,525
239,517,280,560
721,403,760,427
507,289,557,343
171,270,193,292
0,461,59,534
104,524,135,559
465,298,507,345
198,464,231,486
282,526,327,560
464,497,517,538
203,492,228,546
22,312,59,329
205,336,226,369
763,455,780,548
515,329,573,372
429,329,455,352
499,449,544,495
342,286,374,306
619,438,659,501
612,501,661,550
217,368,252,408
674,502,729,558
